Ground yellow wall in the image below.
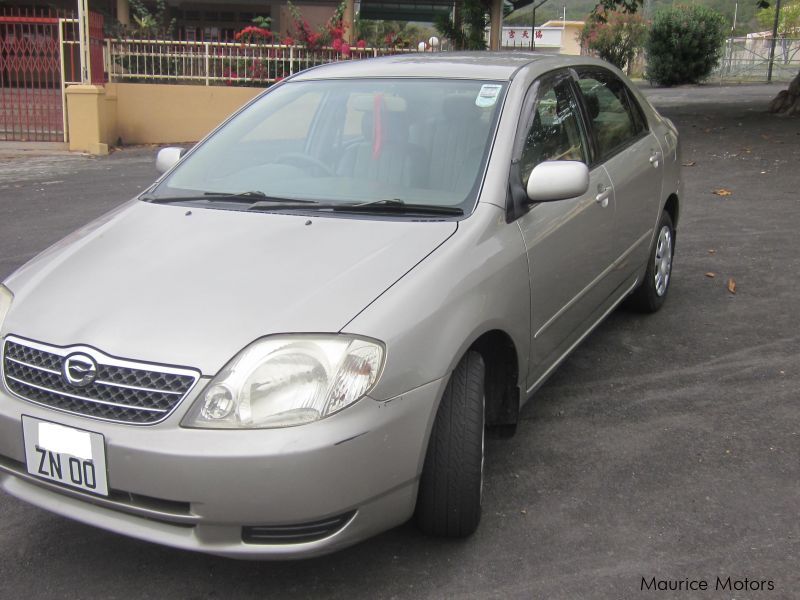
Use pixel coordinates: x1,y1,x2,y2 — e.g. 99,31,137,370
110,83,265,145
561,23,584,55
65,83,265,153
542,21,585,56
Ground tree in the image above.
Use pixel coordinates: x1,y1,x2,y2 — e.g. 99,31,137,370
127,0,175,38
435,0,491,50
645,4,727,86
580,9,648,71
757,0,800,35
592,0,643,18
759,0,800,115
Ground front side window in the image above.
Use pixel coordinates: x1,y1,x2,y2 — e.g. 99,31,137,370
576,68,646,161
150,78,507,214
519,75,588,187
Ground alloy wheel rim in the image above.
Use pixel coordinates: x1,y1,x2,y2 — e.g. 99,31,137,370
654,225,672,297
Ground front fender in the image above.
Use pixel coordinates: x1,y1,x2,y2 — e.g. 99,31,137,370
341,202,530,402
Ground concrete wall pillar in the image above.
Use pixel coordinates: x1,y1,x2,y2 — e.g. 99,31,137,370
343,0,355,43
489,0,503,51
116,0,130,26
65,85,117,155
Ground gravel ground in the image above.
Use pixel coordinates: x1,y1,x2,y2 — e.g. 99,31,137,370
0,83,798,600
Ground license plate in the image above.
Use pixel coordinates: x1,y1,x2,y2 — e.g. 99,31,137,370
22,416,109,496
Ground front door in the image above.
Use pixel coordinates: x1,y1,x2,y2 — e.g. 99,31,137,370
514,71,617,388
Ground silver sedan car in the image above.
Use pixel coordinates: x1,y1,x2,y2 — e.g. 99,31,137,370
0,52,680,558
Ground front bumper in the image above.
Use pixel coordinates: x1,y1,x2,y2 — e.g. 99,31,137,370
0,376,446,559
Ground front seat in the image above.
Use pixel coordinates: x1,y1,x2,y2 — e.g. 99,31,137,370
336,108,427,188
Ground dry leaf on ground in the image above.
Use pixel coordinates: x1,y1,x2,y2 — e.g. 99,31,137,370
682,161,697,167
727,278,737,294
708,249,716,254
705,272,716,278
713,189,733,197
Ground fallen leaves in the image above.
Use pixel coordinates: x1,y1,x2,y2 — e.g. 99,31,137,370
702,256,737,295
708,249,716,254
682,160,697,167
713,188,733,197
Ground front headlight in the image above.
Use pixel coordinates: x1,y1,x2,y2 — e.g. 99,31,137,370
182,335,384,429
0,284,13,333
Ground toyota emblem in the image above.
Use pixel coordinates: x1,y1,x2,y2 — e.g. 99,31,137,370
62,353,98,388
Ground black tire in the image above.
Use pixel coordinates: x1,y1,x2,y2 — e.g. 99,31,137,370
415,351,485,538
625,210,675,313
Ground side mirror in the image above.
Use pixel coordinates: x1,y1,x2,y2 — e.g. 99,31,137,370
155,147,186,175
526,161,590,202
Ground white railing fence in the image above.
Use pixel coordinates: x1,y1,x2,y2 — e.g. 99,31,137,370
713,37,800,82
107,39,420,86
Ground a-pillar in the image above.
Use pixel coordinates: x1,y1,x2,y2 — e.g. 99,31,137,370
489,0,503,51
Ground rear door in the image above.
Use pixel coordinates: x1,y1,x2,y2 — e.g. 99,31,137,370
574,67,663,287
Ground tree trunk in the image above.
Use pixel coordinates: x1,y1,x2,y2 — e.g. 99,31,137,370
769,70,800,116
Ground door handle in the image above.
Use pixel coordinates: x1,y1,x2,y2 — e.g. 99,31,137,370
649,151,662,168
595,184,610,208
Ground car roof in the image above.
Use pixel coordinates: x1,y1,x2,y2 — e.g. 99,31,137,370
290,51,603,82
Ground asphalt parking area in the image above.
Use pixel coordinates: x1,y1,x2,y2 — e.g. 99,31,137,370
0,84,798,599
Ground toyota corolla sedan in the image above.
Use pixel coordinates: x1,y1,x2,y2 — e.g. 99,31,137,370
0,53,680,559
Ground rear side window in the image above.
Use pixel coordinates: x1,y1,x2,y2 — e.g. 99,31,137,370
576,68,646,161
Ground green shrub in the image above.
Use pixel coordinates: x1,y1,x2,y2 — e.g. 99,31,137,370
645,4,727,86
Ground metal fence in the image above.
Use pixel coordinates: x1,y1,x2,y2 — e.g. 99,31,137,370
713,36,800,82
107,39,419,86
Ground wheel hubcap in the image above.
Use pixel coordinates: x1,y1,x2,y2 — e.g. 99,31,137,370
654,225,673,297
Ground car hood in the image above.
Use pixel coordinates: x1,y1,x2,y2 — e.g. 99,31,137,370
3,201,457,375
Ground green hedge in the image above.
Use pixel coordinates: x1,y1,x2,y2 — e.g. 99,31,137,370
645,5,727,86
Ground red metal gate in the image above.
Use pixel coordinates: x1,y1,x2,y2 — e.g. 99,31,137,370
0,8,105,143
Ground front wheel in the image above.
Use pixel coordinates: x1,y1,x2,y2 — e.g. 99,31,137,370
626,210,675,313
415,351,485,538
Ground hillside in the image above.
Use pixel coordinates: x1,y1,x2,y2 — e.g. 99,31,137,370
506,0,760,36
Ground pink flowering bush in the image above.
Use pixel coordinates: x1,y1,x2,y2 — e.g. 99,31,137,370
234,25,273,44
580,9,648,71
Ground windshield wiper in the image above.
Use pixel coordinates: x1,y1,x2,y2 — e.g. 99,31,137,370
248,198,463,216
142,191,312,205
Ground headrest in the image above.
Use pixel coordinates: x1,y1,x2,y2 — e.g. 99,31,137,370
360,109,409,143
350,94,407,112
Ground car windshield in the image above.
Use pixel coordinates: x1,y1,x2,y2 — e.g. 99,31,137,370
149,78,507,214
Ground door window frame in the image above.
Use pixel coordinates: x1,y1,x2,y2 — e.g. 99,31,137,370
572,66,650,167
506,68,593,222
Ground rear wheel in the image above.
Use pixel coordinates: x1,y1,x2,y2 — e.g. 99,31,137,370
415,351,485,537
626,210,675,313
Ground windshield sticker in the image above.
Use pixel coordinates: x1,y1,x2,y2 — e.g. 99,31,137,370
476,84,502,108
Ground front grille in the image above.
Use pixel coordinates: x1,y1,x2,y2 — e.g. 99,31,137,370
2,336,199,425
242,512,356,545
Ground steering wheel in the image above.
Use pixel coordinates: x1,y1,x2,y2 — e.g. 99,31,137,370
273,153,335,177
